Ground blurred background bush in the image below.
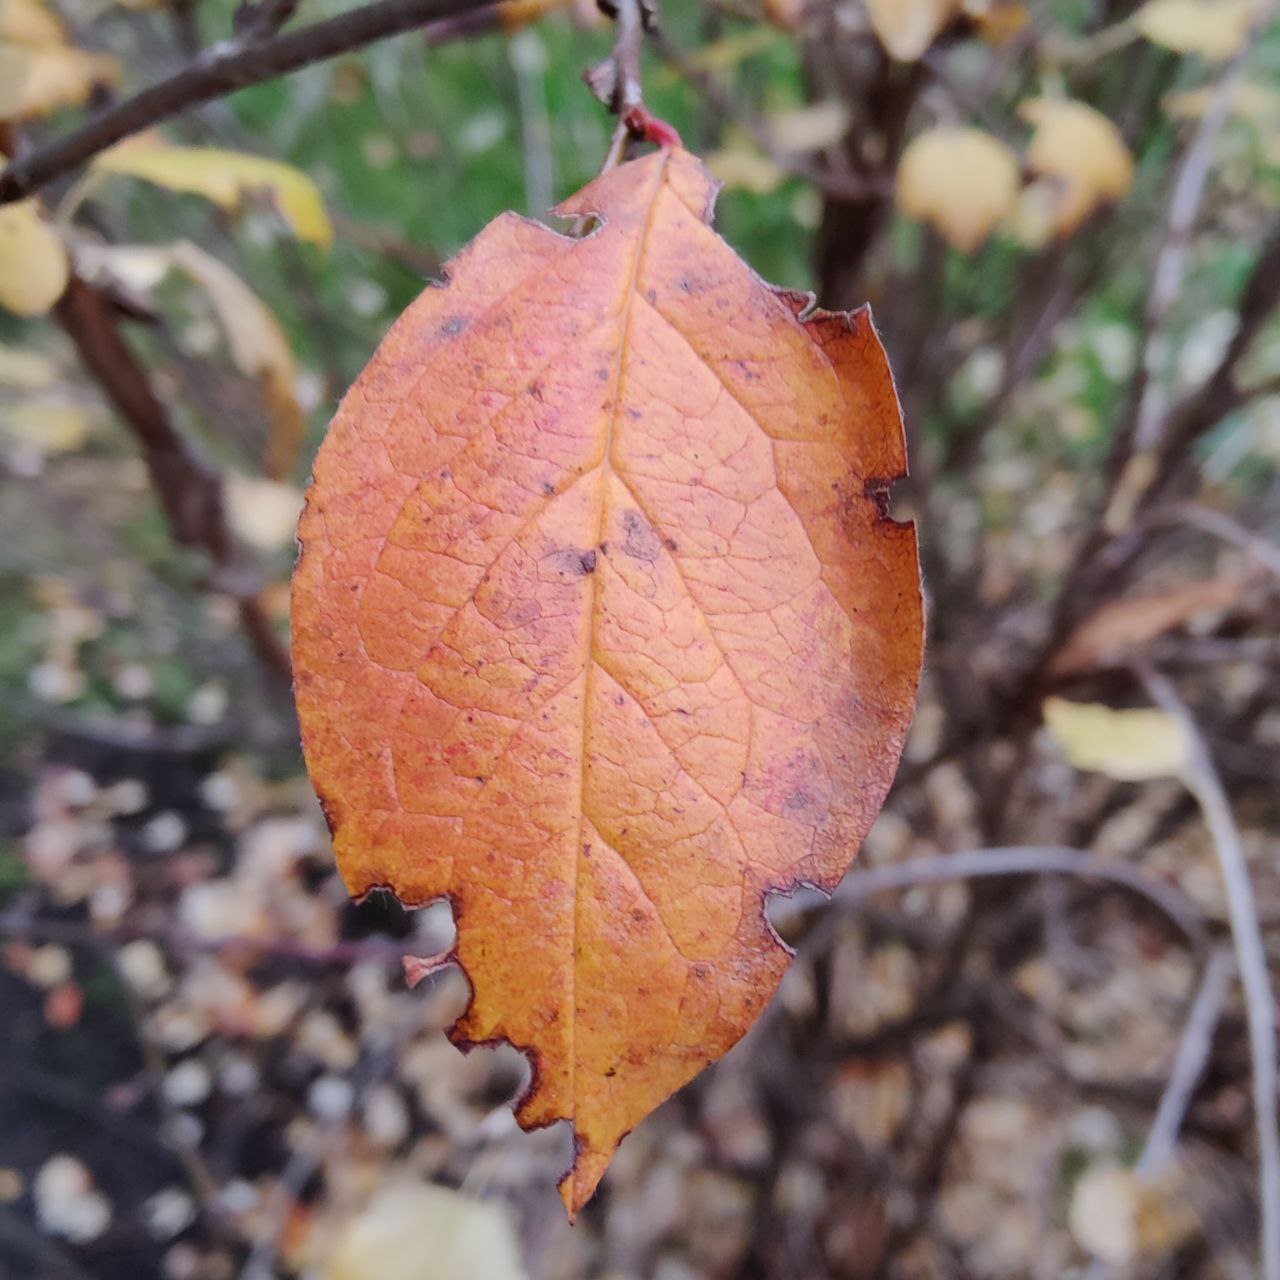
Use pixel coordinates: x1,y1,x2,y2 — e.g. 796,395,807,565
0,0,1278,1277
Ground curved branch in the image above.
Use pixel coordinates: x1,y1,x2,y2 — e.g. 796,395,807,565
0,0,493,205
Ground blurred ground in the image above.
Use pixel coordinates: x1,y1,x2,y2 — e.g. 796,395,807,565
1,1,1279,1278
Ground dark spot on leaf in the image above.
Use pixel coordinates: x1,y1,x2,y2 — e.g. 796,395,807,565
620,510,660,563
544,548,597,579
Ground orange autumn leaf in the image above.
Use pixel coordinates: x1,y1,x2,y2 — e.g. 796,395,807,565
291,147,923,1217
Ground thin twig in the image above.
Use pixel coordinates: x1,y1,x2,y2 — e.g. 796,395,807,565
0,0,494,205
1138,945,1236,1178
831,844,1206,948
1143,502,1280,579
1129,28,1257,456
651,27,880,202
0,908,426,970
1141,670,1280,1280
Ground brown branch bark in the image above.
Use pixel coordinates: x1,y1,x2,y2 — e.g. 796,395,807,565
54,274,292,685
0,0,494,205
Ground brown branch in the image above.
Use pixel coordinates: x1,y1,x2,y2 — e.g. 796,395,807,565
54,274,292,684
0,0,494,205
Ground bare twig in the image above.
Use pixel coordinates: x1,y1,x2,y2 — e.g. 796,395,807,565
1138,945,1236,1178
651,27,879,202
54,274,292,684
0,908,426,970
1128,48,1247,454
831,845,1206,946
0,0,494,205
1144,503,1280,579
1141,670,1280,1280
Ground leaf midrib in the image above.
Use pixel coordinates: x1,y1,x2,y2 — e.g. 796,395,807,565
570,151,672,1158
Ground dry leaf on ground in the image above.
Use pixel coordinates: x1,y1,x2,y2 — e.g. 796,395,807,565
292,147,923,1215
326,1183,528,1280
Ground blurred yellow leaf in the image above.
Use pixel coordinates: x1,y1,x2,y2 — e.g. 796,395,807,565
865,0,960,60
679,26,783,73
1133,0,1253,60
1043,697,1191,782
80,240,304,477
1019,98,1133,235
0,199,68,315
896,126,1019,251
0,42,120,118
706,142,787,194
0,0,63,46
1165,80,1280,122
767,100,850,152
93,142,332,248
224,473,305,551
326,1184,527,1280
1,400,90,453
0,344,58,388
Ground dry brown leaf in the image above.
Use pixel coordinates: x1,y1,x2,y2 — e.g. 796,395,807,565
1050,576,1244,676
895,126,1019,251
1019,97,1134,235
